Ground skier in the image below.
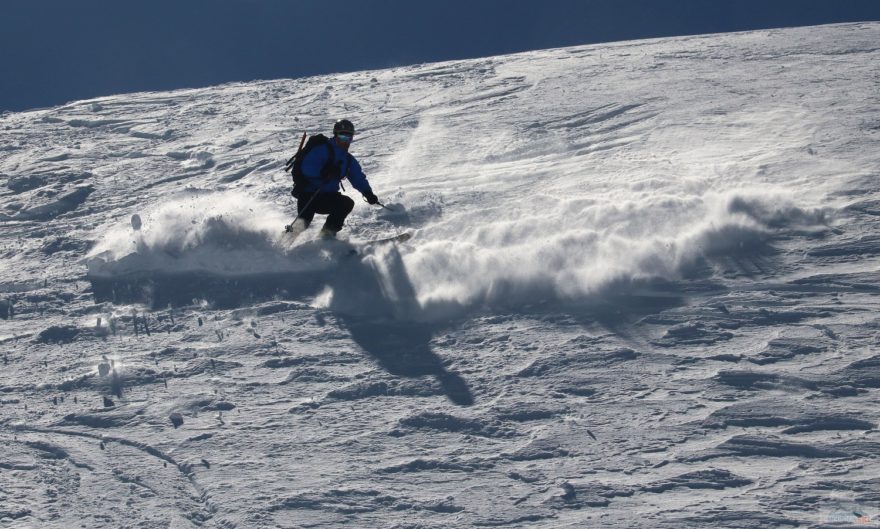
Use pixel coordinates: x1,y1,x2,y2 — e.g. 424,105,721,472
292,119,379,238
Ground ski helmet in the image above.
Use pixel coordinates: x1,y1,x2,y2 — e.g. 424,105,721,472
333,119,355,136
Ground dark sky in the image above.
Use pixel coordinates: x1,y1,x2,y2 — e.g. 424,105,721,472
2,0,878,113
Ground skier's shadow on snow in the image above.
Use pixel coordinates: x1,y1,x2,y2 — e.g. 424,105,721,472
325,245,474,407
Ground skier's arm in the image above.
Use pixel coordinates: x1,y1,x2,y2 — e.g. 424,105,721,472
346,157,375,197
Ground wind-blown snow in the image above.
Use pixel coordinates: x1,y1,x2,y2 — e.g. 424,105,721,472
2,23,880,529
88,192,297,275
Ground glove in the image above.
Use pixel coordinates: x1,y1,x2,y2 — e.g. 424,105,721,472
365,192,379,205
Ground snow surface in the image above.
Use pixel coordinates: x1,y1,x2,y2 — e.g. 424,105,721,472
2,22,880,528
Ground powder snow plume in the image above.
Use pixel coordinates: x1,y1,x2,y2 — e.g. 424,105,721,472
86,191,300,276
402,188,831,314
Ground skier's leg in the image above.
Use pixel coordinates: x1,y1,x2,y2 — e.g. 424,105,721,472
323,194,355,233
296,192,318,228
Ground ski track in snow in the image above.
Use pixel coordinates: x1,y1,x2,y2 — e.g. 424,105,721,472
2,23,880,528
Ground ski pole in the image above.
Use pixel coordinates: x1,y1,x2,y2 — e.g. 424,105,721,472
363,196,394,210
286,190,321,233
286,190,321,232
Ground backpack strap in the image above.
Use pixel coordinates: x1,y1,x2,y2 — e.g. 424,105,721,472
338,153,353,191
343,153,353,179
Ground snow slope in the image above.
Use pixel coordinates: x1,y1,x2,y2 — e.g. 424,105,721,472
2,22,880,528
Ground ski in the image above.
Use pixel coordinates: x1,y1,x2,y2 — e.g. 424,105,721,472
282,229,411,255
340,232,411,257
359,232,412,246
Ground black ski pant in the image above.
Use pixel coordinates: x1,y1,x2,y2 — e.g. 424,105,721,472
297,191,355,232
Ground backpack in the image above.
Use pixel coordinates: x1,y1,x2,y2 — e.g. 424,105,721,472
284,134,336,198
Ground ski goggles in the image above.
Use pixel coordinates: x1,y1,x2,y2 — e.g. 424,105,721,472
336,133,354,142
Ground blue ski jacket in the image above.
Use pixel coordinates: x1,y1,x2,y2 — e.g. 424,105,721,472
300,137,374,196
